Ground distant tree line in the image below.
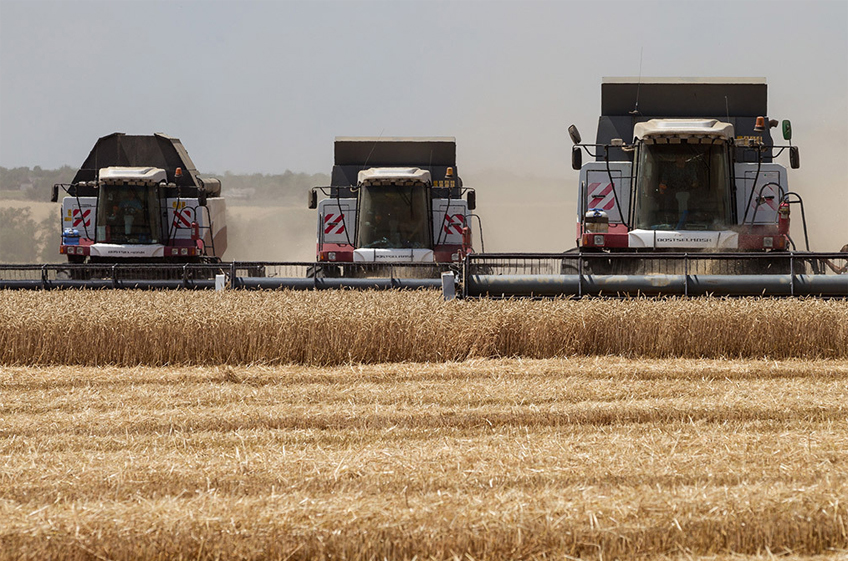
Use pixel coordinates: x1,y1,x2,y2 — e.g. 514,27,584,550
0,207,56,263
0,166,76,201
0,166,329,204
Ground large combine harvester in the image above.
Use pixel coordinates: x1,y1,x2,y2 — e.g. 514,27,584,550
51,132,226,265
464,78,847,297
308,137,478,278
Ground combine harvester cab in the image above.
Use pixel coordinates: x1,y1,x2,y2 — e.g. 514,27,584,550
308,137,478,281
51,133,227,271
464,78,847,298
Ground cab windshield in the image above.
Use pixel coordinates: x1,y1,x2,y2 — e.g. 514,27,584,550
95,185,161,244
357,184,431,249
634,142,733,230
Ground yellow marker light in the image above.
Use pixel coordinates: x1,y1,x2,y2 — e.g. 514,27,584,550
446,167,454,177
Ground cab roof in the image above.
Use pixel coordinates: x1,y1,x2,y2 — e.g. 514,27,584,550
357,167,432,186
634,119,734,142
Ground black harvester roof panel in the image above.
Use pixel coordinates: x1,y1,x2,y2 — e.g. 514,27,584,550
596,78,772,162
601,77,767,118
69,133,220,197
334,137,456,167
331,137,462,196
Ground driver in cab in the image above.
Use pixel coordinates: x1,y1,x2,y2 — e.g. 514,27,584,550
366,211,402,247
120,189,144,234
656,155,706,228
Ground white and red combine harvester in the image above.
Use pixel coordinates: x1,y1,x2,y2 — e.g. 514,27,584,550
51,133,226,264
569,78,803,265
308,137,477,275
461,77,846,297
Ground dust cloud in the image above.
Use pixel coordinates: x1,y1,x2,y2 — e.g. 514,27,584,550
225,203,316,262
787,128,848,253
463,169,578,253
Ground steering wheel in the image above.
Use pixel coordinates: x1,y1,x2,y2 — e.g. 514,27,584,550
366,237,391,249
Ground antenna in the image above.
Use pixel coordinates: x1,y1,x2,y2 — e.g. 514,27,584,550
629,47,643,116
362,128,385,170
725,96,730,123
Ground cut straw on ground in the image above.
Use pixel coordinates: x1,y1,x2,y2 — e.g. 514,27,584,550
1,359,846,560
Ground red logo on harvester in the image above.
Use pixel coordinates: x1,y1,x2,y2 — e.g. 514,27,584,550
443,213,466,235
73,209,91,227
324,213,345,235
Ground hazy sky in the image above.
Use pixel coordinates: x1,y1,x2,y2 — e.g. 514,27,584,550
1,0,847,250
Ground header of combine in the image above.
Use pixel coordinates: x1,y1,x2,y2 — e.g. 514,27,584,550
52,133,226,263
569,77,803,256
309,137,477,270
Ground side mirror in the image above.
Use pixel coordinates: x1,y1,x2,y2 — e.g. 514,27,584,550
198,189,207,207
308,189,317,209
568,124,582,145
789,146,800,169
51,184,59,202
571,146,582,170
782,120,792,142
466,190,476,211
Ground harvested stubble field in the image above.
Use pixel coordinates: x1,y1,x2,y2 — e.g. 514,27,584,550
1,291,847,560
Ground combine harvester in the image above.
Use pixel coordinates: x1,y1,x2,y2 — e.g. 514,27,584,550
52,132,226,266
464,78,847,297
237,136,480,290
310,137,477,268
1,133,229,288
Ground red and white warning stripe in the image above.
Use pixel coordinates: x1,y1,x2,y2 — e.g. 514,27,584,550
443,213,466,235
72,208,91,227
587,182,617,212
323,213,346,235
173,208,194,228
750,185,779,211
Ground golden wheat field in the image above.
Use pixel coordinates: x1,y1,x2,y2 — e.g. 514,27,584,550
1,291,847,365
1,291,847,560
